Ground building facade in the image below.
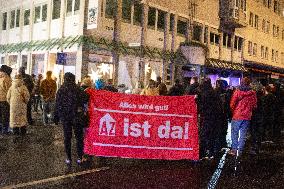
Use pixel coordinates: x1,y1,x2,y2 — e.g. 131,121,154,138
1,0,284,89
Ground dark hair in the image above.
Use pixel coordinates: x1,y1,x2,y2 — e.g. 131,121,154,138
64,72,75,83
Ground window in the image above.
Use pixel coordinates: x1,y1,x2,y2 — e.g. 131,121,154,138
177,17,187,36
148,7,156,28
105,0,116,19
16,9,20,27
122,0,131,22
276,26,279,37
24,9,30,25
262,19,266,32
10,10,15,29
169,14,175,32
52,0,61,19
2,12,7,30
192,23,202,42
238,37,243,51
272,49,275,61
248,41,253,55
210,32,220,45
133,2,142,26
42,4,47,21
254,15,258,29
282,30,284,40
253,43,257,56
34,4,48,23
265,47,269,59
67,0,80,16
249,12,253,26
268,0,272,8
274,0,279,13
276,51,279,62
223,33,232,48
157,10,166,31
281,52,284,64
261,46,265,58
204,26,208,43
266,21,270,33
234,37,238,50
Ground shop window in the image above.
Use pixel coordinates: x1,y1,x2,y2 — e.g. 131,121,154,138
192,23,202,42
34,4,47,23
2,12,7,30
122,0,131,22
52,0,61,19
66,0,80,17
253,43,257,56
133,2,142,26
204,26,208,43
254,15,258,29
249,12,253,27
248,41,253,55
177,17,187,36
157,10,166,31
10,10,15,29
148,7,156,29
24,9,30,25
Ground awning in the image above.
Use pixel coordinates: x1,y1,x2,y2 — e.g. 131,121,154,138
244,60,284,75
205,58,247,72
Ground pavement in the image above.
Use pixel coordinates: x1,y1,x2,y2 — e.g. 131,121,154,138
0,112,283,189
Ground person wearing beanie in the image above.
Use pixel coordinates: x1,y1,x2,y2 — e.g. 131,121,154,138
0,65,12,134
18,67,34,125
54,73,88,165
229,77,257,156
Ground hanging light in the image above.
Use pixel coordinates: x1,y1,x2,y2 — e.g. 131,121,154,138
89,68,100,81
98,63,110,75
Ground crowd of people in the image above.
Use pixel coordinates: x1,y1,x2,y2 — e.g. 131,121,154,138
0,64,283,164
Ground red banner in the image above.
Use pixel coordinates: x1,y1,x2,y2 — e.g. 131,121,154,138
84,90,199,160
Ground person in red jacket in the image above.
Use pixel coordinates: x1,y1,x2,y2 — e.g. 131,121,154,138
229,77,257,156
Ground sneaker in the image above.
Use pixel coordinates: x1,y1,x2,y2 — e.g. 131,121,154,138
76,159,82,164
65,159,71,165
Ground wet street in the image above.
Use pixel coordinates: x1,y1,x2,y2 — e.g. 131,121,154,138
0,114,283,189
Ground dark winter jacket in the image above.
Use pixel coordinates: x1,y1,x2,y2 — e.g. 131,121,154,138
262,92,276,119
185,82,199,95
21,73,34,94
168,84,184,96
54,82,88,122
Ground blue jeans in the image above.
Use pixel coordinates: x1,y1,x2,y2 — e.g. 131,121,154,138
231,120,250,155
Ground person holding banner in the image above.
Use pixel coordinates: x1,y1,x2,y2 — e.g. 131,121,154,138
140,79,159,96
54,73,88,165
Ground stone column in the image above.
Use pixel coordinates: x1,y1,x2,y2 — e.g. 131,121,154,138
219,32,223,60
112,0,122,86
171,14,178,84
140,3,149,85
231,33,235,62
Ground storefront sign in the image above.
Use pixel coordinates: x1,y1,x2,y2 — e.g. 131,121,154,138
87,0,99,29
84,90,199,160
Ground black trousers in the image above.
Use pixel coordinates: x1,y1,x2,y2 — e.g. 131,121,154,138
62,120,84,160
0,101,10,134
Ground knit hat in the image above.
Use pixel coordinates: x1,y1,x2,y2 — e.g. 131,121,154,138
0,65,12,76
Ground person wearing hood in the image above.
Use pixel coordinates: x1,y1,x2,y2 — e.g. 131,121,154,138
229,77,257,156
7,75,30,135
0,65,12,134
18,67,34,125
54,73,88,165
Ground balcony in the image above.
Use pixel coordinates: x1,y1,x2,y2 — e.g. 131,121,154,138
220,1,247,29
